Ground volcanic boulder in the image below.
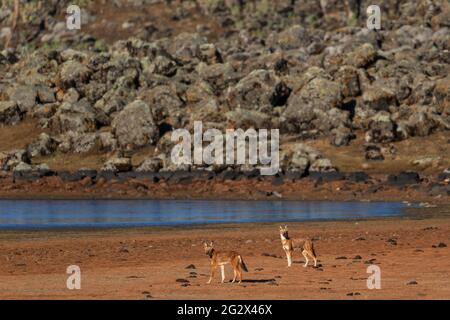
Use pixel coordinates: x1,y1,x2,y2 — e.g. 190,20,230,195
111,100,159,150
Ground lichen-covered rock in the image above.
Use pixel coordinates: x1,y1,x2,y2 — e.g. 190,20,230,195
185,80,215,104
408,74,435,106
282,74,344,135
94,82,137,117
434,76,449,114
365,144,384,161
57,131,101,154
36,86,56,104
139,85,184,124
362,85,397,111
49,99,97,134
148,55,178,77
71,132,102,153
196,62,237,91
411,157,441,169
331,126,355,147
58,60,92,89
0,101,22,125
226,69,283,113
335,66,360,98
6,85,37,112
136,157,163,172
31,103,59,120
280,143,323,173
199,43,223,64
13,162,33,172
102,157,132,172
35,163,50,172
59,49,88,63
310,158,336,172
99,132,118,152
347,43,377,68
281,149,309,173
161,32,206,63
365,112,396,143
27,133,58,158
62,88,80,104
393,25,434,48
0,149,30,171
395,105,450,139
225,109,272,129
111,100,159,149
274,25,321,50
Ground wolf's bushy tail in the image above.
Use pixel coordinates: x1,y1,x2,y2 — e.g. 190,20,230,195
239,256,248,272
310,241,317,258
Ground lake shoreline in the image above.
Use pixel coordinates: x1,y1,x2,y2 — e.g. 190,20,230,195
1,171,449,203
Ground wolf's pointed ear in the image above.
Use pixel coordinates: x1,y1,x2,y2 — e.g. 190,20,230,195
279,226,283,230
285,225,288,229
210,241,214,246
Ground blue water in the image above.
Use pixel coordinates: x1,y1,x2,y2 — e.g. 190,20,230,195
0,200,411,230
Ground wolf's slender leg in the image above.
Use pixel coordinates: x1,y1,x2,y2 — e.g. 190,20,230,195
220,265,225,283
313,255,317,267
307,251,317,267
302,250,309,267
286,251,292,267
207,265,215,284
231,259,240,283
238,269,242,283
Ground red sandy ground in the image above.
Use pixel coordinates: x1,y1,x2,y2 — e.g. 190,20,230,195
0,217,449,300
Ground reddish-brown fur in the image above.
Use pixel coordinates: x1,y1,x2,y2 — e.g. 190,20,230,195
203,241,248,284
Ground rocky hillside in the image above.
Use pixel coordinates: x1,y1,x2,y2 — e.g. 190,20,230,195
0,0,449,179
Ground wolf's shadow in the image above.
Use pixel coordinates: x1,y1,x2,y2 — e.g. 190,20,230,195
240,279,276,283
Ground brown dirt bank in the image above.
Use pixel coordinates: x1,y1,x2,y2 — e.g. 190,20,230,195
0,172,449,202
0,217,449,300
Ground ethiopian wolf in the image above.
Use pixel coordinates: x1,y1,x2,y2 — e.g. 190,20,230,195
279,226,317,268
203,241,248,284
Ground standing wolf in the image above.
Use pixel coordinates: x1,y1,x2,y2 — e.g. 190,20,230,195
279,226,317,267
203,241,248,284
